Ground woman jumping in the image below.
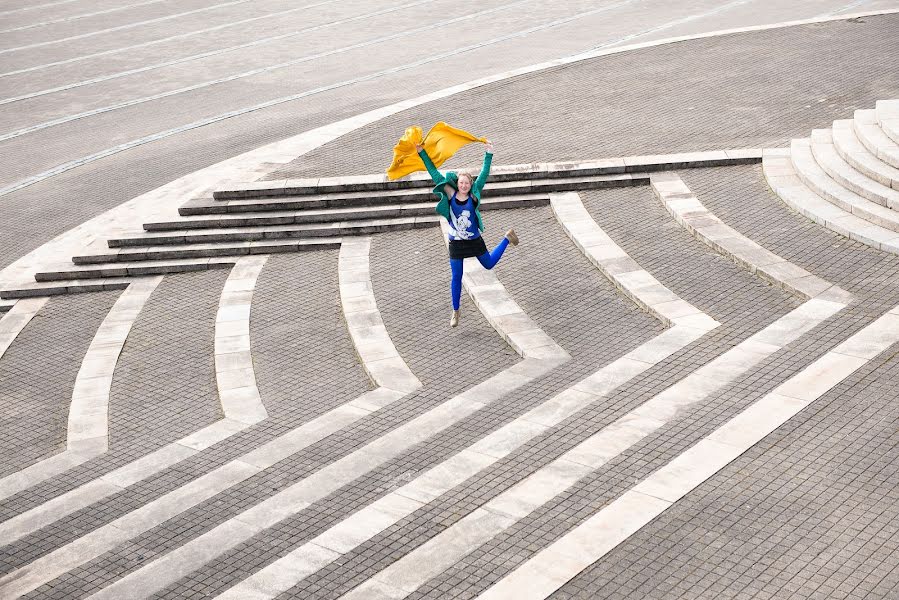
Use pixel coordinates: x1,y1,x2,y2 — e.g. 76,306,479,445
416,140,518,327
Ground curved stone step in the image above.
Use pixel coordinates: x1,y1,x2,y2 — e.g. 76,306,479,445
810,129,899,209
160,195,548,232
108,215,442,248
876,99,899,145
73,239,339,265
764,149,899,254
0,278,134,300
35,257,235,283
212,151,756,201
790,139,899,232
831,119,899,190
213,172,645,201
854,109,899,170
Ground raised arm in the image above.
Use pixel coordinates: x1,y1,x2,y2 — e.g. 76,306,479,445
416,144,443,184
417,143,456,198
473,140,494,194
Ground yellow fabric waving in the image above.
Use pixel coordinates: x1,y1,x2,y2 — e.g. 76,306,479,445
386,121,486,180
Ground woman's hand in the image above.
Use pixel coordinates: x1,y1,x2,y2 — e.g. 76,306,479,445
485,140,494,153
415,143,423,151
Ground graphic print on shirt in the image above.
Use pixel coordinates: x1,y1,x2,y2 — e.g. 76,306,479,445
450,209,474,240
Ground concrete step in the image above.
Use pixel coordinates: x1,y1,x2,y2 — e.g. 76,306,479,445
108,215,442,248
854,109,899,170
191,173,643,214
810,129,899,209
764,149,899,255
831,120,899,190
34,258,235,283
0,278,134,300
791,138,899,233
160,194,549,232
0,300,14,314
876,99,899,145
73,239,339,265
212,156,745,200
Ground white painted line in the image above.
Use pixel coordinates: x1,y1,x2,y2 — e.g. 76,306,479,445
477,302,899,600
550,192,720,329
0,0,166,34
0,277,160,504
0,0,342,80
71,238,567,600
650,173,854,303
0,0,522,141
212,227,716,600
0,0,254,55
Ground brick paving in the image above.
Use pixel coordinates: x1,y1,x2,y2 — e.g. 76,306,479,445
4,7,899,600
107,269,227,453
0,291,118,477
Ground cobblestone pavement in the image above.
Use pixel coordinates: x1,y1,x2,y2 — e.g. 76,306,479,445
4,6,899,600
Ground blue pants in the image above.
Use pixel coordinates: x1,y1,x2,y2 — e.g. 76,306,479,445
450,237,510,310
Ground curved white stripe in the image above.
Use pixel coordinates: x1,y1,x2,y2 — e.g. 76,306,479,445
0,0,641,197
650,173,853,303
211,212,714,600
478,303,899,600
0,0,166,34
0,297,46,358
0,277,160,504
0,0,439,105
0,0,253,55
0,242,426,596
0,0,341,79
0,0,516,140
551,192,719,330
79,254,566,600
214,256,268,423
0,258,275,546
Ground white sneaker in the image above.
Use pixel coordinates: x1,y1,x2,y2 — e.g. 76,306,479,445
450,309,460,327
505,229,519,246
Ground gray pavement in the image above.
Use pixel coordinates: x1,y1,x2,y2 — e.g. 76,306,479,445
3,3,899,600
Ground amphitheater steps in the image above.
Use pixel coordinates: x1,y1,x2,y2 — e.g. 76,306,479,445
763,100,899,255
853,109,899,170
831,120,899,190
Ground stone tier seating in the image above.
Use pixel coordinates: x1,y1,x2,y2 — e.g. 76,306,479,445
1,152,759,300
764,99,899,254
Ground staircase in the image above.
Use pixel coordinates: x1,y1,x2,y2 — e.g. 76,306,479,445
764,99,899,253
1,153,760,300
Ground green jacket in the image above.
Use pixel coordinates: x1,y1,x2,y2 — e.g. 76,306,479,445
418,149,493,232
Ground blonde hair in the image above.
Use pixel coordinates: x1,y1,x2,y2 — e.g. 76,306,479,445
456,171,474,184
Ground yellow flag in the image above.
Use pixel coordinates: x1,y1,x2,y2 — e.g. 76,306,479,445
386,122,486,180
